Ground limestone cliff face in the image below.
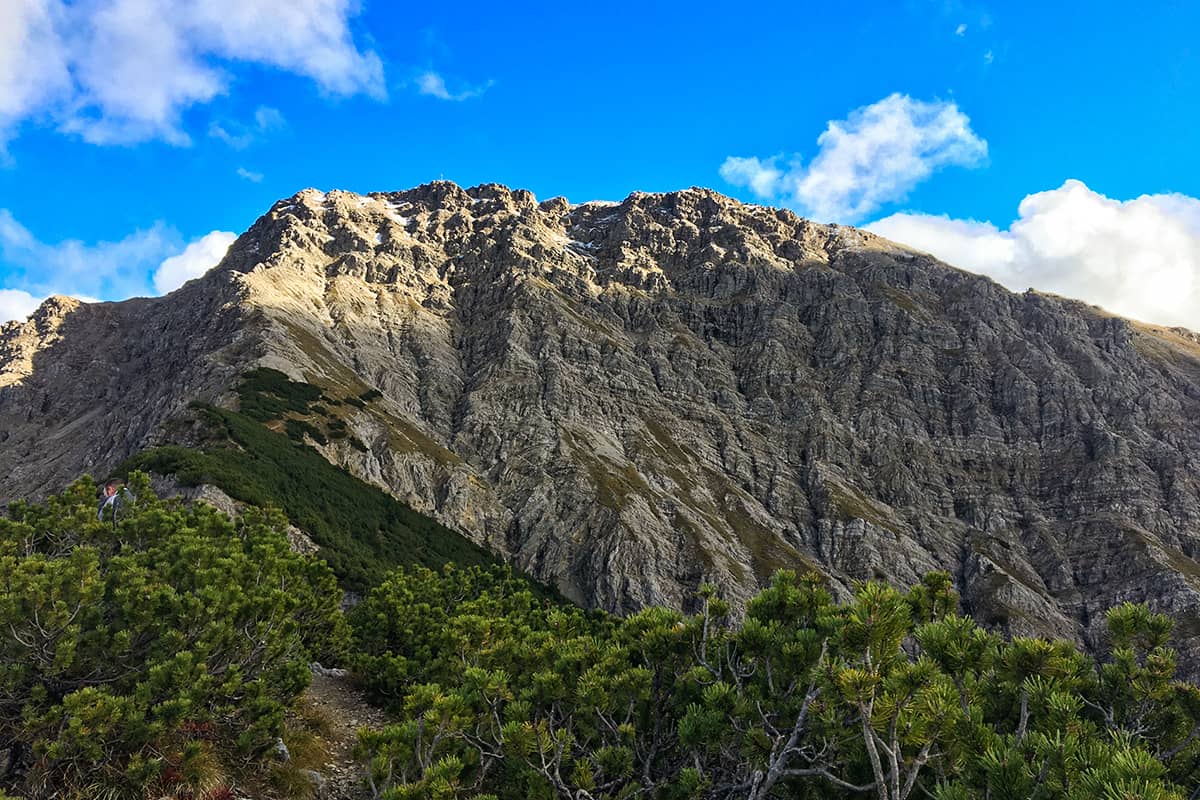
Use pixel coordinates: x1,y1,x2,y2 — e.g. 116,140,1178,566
3,182,1200,672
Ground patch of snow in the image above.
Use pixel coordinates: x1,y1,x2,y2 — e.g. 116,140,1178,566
385,201,414,227
374,233,383,244
276,203,296,212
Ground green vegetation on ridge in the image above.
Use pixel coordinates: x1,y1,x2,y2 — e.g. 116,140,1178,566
237,367,327,423
119,367,501,593
122,403,496,593
0,475,347,799
4,473,1199,799
8,368,1198,799
350,567,1200,799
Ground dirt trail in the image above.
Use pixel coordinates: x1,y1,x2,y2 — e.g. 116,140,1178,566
304,669,389,799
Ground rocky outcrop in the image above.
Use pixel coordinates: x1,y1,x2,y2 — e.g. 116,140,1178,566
3,182,1199,674
148,475,320,555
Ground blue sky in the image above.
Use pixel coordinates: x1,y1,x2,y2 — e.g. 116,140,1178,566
2,0,1200,328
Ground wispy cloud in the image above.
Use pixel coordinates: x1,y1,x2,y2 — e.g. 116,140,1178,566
0,209,178,299
0,210,235,321
720,93,987,223
866,180,1200,330
415,70,493,102
1,1,383,147
254,106,285,131
983,49,995,64
236,167,263,182
209,105,287,149
955,23,967,35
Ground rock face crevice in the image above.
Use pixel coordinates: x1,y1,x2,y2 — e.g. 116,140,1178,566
3,182,1200,672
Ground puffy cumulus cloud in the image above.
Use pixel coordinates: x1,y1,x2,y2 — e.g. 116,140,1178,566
152,231,236,293
865,213,1017,275
720,93,987,223
1,0,382,146
866,180,1200,330
415,70,493,101
0,210,235,308
0,288,42,324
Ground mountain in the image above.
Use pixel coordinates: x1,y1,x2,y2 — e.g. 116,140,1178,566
3,182,1199,673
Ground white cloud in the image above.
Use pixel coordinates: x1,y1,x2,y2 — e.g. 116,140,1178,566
0,288,101,323
1,0,382,146
152,230,236,293
866,180,1200,330
254,106,286,131
0,210,235,305
720,93,987,223
0,288,42,324
955,23,967,35
0,0,72,147
718,156,786,198
983,49,994,64
0,209,179,298
236,166,263,182
415,70,492,101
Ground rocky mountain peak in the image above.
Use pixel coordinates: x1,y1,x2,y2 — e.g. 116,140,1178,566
3,182,1200,675
0,294,82,388
216,181,874,313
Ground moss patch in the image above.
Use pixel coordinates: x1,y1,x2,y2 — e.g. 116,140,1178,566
240,366,392,454
731,507,821,581
1131,323,1200,386
876,284,926,317
562,429,653,511
277,318,374,396
1126,526,1200,587
641,417,696,467
825,479,900,535
380,412,463,466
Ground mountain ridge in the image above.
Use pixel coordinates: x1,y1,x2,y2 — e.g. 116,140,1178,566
3,181,1200,673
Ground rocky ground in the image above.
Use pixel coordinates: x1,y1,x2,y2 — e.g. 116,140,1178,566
300,667,387,800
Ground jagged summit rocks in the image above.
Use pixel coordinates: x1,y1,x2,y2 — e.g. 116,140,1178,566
3,181,1200,674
